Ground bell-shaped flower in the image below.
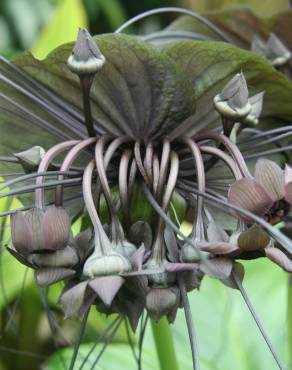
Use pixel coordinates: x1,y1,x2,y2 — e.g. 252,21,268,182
7,229,93,287
230,224,292,273
10,205,70,254
228,159,292,224
146,287,180,321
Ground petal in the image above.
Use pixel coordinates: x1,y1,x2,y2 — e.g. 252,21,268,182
199,242,240,255
89,276,124,307
10,211,33,254
238,225,270,251
285,182,292,205
221,262,245,290
146,287,179,321
206,221,229,243
74,229,94,262
265,247,292,272
200,258,233,279
183,270,204,292
255,159,285,201
31,246,79,268
6,247,35,268
35,267,75,287
58,281,88,318
284,164,292,184
130,245,146,271
129,221,153,250
228,178,273,221
164,226,179,262
42,206,70,251
164,262,197,272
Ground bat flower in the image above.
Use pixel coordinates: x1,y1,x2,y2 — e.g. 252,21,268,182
10,205,70,254
7,228,94,287
1,19,292,370
228,159,292,225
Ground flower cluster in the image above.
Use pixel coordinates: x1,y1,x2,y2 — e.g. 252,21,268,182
0,15,291,369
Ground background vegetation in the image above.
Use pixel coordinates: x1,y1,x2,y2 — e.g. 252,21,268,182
0,0,290,369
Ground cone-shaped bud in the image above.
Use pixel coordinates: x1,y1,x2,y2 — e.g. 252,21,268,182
266,33,291,67
214,72,251,120
244,91,265,126
146,287,179,321
251,34,291,67
67,28,105,75
82,251,131,279
14,146,45,173
10,206,70,254
251,35,268,56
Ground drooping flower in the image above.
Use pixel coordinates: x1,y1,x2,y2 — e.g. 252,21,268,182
0,17,291,370
228,159,292,224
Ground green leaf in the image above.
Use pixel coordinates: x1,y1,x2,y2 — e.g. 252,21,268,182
162,39,292,138
31,0,88,60
15,33,197,142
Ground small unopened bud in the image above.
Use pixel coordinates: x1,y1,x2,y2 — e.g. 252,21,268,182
244,91,265,126
214,72,251,120
82,251,131,278
146,287,179,321
251,34,291,67
67,28,105,75
266,33,291,67
14,146,45,173
251,35,267,56
11,206,70,254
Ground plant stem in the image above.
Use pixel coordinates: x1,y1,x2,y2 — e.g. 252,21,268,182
80,76,95,137
68,308,90,370
288,275,292,369
151,317,179,370
178,276,200,370
232,271,284,370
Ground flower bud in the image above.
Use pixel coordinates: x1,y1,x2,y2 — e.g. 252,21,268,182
266,33,291,67
115,240,137,258
146,287,179,321
214,72,251,120
67,28,105,76
145,258,175,286
251,34,291,67
11,206,70,254
14,146,45,173
243,91,265,126
82,251,131,279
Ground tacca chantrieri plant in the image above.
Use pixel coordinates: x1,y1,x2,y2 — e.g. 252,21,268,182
1,7,292,370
